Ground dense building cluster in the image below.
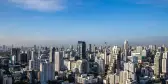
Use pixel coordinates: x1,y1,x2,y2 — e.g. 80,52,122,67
1,41,168,84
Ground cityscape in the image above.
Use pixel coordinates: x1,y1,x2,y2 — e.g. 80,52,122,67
0,41,168,84
1,0,168,84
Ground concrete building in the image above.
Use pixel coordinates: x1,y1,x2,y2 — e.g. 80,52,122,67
29,51,40,70
124,40,129,56
40,62,55,84
162,58,168,73
77,74,98,84
76,59,89,74
154,52,162,77
96,58,105,75
49,47,56,63
55,52,63,72
29,60,40,71
63,60,71,70
119,71,128,84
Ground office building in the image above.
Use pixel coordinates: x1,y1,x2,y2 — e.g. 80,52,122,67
29,51,40,70
11,48,21,63
96,58,105,75
76,59,89,74
9,55,16,65
20,53,28,64
49,47,56,63
55,52,63,72
78,41,86,59
40,62,54,84
89,44,92,53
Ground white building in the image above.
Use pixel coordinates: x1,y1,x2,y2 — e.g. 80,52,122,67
108,74,120,84
154,52,161,76
162,59,168,73
49,47,53,63
55,52,63,72
163,52,168,59
141,50,147,57
63,60,71,70
119,71,128,84
96,58,105,75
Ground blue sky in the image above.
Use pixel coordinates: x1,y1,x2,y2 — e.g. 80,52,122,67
0,0,168,45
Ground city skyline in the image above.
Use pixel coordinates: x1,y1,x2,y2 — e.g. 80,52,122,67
0,0,168,45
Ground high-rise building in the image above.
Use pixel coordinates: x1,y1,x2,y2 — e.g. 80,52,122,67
96,58,105,75
20,53,28,64
108,74,115,84
162,59,168,73
119,71,128,84
76,59,89,74
55,52,63,72
49,47,56,63
104,48,109,65
163,52,168,59
124,40,129,57
40,62,54,84
154,52,162,77
162,52,168,74
124,40,129,50
11,48,21,63
78,41,86,59
89,44,92,53
29,51,40,70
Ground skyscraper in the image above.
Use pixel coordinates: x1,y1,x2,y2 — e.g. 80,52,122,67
96,58,105,75
78,41,86,59
40,62,54,84
49,47,56,63
11,48,21,63
20,53,28,64
162,52,168,74
124,40,129,50
154,52,162,77
55,52,63,72
124,40,129,57
89,44,92,53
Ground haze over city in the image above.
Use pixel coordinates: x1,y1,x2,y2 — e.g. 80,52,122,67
0,0,168,46
1,0,168,84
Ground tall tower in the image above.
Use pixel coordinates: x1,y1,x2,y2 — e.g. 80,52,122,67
124,40,128,50
78,41,86,59
89,44,92,53
124,40,129,56
49,47,56,63
31,50,34,61
154,52,162,77
11,48,21,63
55,52,63,72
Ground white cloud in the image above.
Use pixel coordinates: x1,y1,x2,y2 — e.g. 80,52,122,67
8,0,66,11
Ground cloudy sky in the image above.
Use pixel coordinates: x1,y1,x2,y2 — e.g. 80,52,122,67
0,0,168,46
